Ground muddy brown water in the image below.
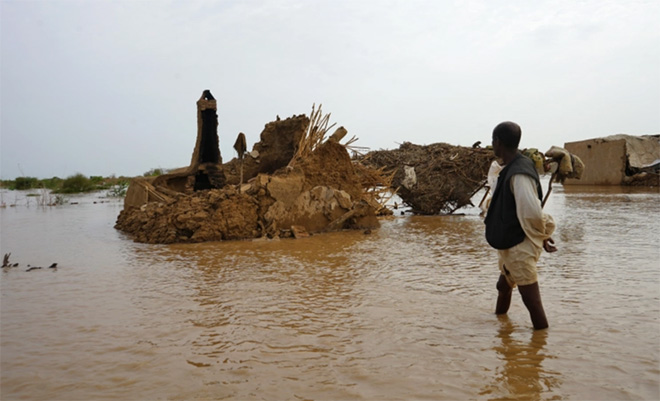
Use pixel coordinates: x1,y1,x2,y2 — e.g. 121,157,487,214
1,184,658,400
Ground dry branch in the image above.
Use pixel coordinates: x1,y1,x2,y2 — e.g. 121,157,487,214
288,104,335,168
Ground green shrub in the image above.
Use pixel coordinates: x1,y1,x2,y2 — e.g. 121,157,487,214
57,173,95,193
14,176,39,190
143,168,165,177
41,177,63,190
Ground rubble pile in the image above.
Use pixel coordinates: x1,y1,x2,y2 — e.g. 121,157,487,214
115,93,381,244
115,187,260,243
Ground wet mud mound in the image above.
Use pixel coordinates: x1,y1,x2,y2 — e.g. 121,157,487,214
362,142,495,214
116,188,260,243
222,114,309,185
298,140,364,200
115,142,379,244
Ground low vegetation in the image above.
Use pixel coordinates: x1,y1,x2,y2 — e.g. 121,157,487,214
1,173,141,196
1,167,170,197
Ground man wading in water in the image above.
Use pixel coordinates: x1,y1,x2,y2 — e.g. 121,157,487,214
484,121,557,330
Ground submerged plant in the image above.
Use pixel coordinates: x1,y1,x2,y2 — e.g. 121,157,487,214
52,195,67,205
107,183,128,197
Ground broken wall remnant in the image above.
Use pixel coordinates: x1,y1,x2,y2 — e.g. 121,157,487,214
196,90,221,165
564,134,660,186
360,142,495,215
129,89,227,198
190,89,223,191
122,94,309,210
115,95,382,244
223,114,309,185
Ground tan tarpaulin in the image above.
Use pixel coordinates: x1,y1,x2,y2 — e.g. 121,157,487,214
603,134,660,168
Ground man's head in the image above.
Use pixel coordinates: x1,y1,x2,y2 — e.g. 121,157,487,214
492,121,521,161
492,121,521,149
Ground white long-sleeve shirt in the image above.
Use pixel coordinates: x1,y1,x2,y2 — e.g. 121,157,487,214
492,174,556,286
511,174,555,249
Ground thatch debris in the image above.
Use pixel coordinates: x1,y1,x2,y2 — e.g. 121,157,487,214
359,142,495,215
288,103,335,168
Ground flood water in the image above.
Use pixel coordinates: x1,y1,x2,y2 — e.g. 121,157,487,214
1,183,659,400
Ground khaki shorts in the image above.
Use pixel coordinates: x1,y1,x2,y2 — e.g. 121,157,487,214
497,236,542,287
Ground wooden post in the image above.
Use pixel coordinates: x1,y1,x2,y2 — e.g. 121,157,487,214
233,132,247,193
542,172,557,208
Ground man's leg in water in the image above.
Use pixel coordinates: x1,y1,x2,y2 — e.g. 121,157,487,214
518,282,548,330
495,274,512,314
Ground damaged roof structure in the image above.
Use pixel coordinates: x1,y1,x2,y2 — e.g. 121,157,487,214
360,142,495,215
564,135,660,186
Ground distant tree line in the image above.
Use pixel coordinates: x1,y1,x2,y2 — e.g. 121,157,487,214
0,168,168,195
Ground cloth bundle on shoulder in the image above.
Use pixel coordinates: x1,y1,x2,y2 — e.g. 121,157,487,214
545,146,584,182
521,148,546,175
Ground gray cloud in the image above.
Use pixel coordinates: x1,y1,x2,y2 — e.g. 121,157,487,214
1,0,658,179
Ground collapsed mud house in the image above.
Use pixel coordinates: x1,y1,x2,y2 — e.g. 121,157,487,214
564,135,660,186
115,91,382,243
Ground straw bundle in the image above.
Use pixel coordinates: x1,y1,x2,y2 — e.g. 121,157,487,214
288,104,336,167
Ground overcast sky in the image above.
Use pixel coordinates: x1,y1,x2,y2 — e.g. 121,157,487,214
1,0,658,180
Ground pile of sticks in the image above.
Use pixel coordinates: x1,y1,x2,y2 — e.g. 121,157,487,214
360,142,495,214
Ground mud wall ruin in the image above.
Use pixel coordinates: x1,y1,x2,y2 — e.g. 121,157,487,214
564,135,660,186
115,92,381,244
563,139,627,185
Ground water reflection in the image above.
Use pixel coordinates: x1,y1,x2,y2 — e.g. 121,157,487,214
482,316,560,400
124,233,371,376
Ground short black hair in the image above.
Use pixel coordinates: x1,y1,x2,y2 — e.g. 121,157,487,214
492,121,521,149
